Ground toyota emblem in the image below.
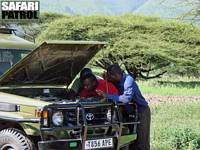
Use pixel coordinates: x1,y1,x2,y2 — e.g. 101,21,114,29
86,113,94,121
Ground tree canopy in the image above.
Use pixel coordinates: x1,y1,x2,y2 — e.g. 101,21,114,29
37,15,200,79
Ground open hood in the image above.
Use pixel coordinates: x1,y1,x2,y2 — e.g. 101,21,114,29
0,41,106,86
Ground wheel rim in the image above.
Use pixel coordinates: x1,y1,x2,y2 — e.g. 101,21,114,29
1,144,15,150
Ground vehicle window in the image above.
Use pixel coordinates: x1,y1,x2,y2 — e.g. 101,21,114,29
0,49,30,75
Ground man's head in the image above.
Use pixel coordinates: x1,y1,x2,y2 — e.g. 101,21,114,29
80,68,92,81
107,64,123,83
81,73,98,91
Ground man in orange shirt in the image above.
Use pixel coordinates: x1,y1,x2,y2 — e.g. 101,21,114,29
80,73,119,98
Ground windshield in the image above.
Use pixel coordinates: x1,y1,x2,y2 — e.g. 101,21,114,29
0,49,30,75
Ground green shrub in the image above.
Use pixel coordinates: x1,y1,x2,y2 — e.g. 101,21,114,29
169,128,200,150
151,102,200,150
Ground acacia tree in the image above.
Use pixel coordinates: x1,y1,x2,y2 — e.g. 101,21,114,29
93,35,174,80
37,15,200,79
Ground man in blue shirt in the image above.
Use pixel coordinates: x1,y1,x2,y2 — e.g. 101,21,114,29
97,64,151,150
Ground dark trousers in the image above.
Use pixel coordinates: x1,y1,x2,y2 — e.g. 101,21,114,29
130,106,151,150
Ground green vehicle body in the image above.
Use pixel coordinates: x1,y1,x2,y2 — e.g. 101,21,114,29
0,28,45,138
0,28,138,150
0,28,35,75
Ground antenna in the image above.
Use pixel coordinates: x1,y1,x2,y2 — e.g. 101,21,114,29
105,71,108,102
102,45,109,102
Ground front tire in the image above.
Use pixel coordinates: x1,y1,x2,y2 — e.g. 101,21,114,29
0,128,35,150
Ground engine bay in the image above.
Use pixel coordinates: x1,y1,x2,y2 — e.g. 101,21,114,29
0,87,103,103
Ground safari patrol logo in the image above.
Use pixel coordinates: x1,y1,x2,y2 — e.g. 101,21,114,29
0,0,39,21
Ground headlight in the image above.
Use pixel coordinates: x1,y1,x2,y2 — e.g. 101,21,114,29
52,111,64,126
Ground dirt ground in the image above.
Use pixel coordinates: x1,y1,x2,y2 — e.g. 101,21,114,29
145,95,200,105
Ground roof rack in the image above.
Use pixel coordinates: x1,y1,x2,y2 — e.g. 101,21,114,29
0,27,16,34
0,27,35,43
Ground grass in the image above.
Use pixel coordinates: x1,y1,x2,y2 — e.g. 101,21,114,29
138,77,200,96
151,101,200,149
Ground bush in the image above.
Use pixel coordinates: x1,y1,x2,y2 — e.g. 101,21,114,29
169,128,200,150
151,102,200,150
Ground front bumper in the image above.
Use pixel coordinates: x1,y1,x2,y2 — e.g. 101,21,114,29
38,134,135,150
38,139,82,150
39,102,138,150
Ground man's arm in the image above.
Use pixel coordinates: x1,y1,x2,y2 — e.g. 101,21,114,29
107,76,134,103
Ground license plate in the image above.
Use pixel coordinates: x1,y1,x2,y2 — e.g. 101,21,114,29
85,138,113,149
